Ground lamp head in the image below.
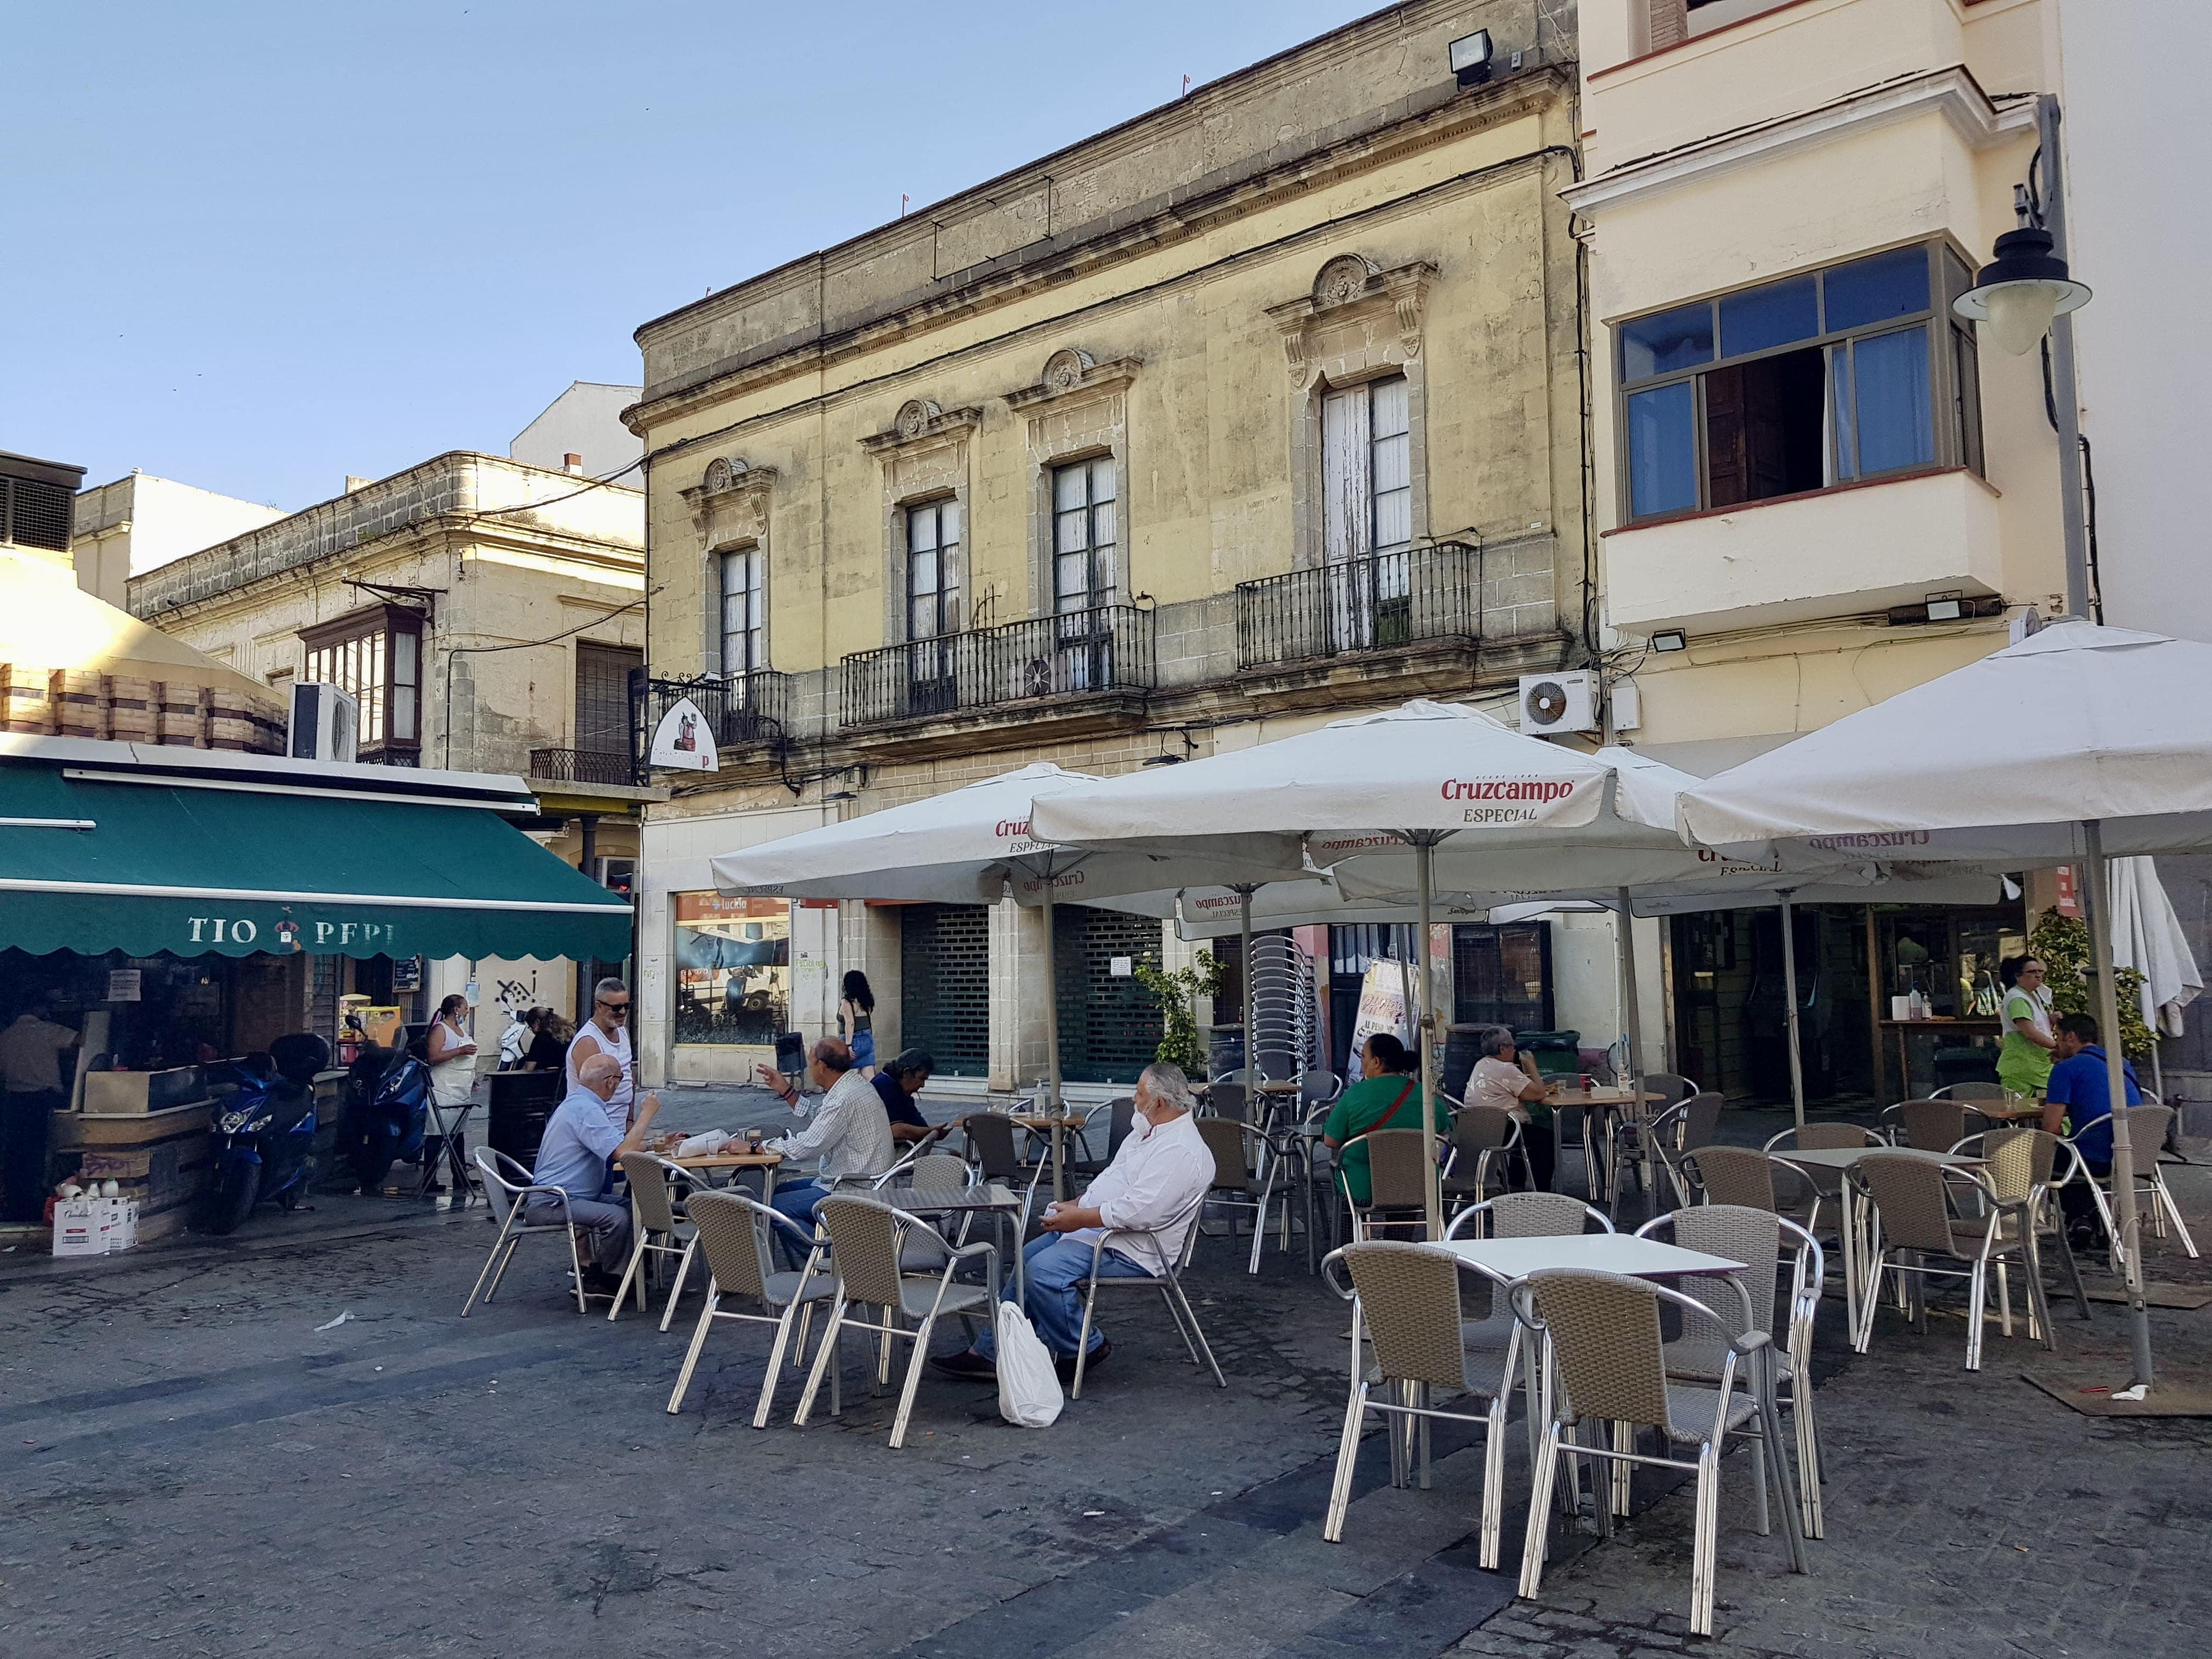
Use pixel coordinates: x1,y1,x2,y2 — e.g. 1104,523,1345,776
1951,225,2091,356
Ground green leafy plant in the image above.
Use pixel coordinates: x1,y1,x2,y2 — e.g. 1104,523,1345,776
1135,950,1227,1077
2027,907,2154,1059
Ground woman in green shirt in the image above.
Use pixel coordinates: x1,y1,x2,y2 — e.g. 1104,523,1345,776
1995,955,2057,1096
1322,1032,1449,1205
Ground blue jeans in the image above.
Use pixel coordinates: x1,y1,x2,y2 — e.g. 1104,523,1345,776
974,1234,1153,1360
769,1178,830,1268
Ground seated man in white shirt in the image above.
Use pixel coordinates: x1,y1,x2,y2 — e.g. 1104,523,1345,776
1463,1025,1556,1192
754,1037,894,1262
931,1061,1211,1383
526,1052,663,1296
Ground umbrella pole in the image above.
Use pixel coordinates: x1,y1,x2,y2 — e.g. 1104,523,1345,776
1042,871,1066,1201
1616,888,1649,1214
1780,892,1807,1129
1237,885,1257,1086
2084,821,2154,1388
1419,840,1442,1242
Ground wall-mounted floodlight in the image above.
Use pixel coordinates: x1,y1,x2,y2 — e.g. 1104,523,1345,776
1449,30,1493,85
1650,629,1688,653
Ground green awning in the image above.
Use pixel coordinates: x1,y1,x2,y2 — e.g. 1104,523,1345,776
0,758,632,961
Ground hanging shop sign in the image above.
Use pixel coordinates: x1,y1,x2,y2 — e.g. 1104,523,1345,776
649,698,719,772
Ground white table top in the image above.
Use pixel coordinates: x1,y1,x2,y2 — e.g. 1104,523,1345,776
1770,1146,1984,1170
1435,1234,1745,1279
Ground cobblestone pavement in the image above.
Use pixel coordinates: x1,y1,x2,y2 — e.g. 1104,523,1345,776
3,1097,2209,1658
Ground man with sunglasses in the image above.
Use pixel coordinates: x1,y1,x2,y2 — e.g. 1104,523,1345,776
566,978,636,1135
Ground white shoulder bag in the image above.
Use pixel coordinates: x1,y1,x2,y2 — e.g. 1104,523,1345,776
993,1300,1064,1429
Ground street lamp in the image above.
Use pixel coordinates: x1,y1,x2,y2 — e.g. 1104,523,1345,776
1951,217,2091,357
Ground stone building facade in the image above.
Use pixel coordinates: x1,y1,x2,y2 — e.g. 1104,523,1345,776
127,451,654,1029
624,0,1589,1090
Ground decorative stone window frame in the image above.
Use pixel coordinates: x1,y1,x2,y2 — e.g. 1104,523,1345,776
1266,255,1439,571
861,399,984,643
1004,348,1142,619
680,457,779,674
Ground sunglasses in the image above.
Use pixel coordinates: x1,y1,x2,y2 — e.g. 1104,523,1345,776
597,1001,631,1017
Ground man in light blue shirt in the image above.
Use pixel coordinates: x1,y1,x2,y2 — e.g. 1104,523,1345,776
528,1052,662,1294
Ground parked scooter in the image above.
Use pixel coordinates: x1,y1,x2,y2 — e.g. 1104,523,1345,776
335,1041,431,1192
202,1032,330,1235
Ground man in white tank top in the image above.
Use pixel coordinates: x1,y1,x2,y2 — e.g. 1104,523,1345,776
565,978,635,1135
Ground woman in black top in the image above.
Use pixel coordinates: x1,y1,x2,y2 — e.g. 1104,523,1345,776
522,1015,571,1072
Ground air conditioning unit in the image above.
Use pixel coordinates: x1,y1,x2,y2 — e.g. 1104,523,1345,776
288,681,360,763
1517,670,1600,736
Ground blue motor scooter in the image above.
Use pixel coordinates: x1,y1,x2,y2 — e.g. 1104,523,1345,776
203,1032,329,1235
335,1041,432,1192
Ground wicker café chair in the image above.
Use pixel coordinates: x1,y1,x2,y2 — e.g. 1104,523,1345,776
1340,1128,1438,1241
462,1148,595,1317
1883,1098,1992,1153
1070,1188,1224,1399
1206,1079,1250,1124
1442,1103,1527,1210
1194,1115,1293,1275
2075,1105,2200,1266
666,1190,839,1428
1446,1190,1613,1242
794,1194,999,1448
1640,1205,1828,1539
960,1111,1049,1231
1847,1152,2050,1370
1955,1127,2092,1323
1650,1092,1726,1207
1319,1242,1527,1570
1932,1082,2010,1103
1680,1145,1780,1212
610,1153,704,1326
1514,1269,1808,1638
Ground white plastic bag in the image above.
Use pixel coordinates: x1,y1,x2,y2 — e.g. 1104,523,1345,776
674,1130,731,1158
993,1300,1064,1428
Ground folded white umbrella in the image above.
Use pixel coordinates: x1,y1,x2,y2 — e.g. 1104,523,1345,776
711,762,1301,1119
1678,623,2212,1389
2108,856,2203,1042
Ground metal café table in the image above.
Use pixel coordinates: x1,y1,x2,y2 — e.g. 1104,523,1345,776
1431,1232,1765,1530
879,1180,1030,1301
1768,1144,1985,1336
666,1148,783,1201
1542,1086,1672,1209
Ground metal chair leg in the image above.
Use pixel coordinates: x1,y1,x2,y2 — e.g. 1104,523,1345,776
1690,1443,1719,1638
661,1236,699,1333
667,1286,719,1414
1322,1376,1368,1544
754,1298,802,1429
1519,1423,1562,1599
462,1211,521,1316
793,1295,848,1425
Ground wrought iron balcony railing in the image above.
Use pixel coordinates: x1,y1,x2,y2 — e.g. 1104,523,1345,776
529,747,641,787
1235,541,1482,672
840,603,1154,729
630,669,792,771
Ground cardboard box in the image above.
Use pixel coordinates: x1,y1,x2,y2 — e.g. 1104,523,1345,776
52,1198,111,1257
106,1197,140,1252
82,1065,204,1117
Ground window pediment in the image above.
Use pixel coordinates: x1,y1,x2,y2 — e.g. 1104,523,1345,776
1267,257,1438,388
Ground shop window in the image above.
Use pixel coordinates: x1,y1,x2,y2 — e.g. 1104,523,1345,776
1053,905,1163,1085
1451,923,1555,1032
673,893,789,1046
1618,243,1982,522
300,605,424,759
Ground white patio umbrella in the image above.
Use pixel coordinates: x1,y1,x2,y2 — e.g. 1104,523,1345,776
709,762,1300,1123
1031,702,1678,1237
1679,623,2212,1387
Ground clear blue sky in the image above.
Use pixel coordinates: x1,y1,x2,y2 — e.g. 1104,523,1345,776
4,1,1363,511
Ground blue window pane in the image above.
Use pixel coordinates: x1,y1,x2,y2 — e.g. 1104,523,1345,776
1627,382,1699,518
1825,246,1930,332
1852,327,1933,475
1719,275,1818,358
1620,303,1713,382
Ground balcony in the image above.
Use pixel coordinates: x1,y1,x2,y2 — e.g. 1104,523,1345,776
631,670,792,772
1236,542,1485,672
840,604,1154,743
528,747,640,787
1603,467,2003,636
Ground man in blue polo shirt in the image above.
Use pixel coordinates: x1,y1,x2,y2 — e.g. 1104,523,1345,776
2040,1013,2142,1247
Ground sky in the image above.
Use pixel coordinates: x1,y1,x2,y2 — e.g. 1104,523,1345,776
4,0,1363,512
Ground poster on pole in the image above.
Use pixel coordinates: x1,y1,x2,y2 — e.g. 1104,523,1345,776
1346,959,1419,1075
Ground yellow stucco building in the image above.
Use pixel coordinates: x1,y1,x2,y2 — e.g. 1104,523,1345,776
627,0,1590,1090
